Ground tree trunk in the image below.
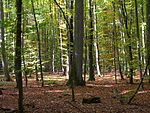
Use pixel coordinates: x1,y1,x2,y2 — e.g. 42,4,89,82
88,0,95,81
15,0,23,112
112,2,117,83
120,0,134,84
146,0,150,83
140,0,146,66
31,0,44,87
134,0,142,81
93,0,101,77
0,0,11,81
74,0,85,85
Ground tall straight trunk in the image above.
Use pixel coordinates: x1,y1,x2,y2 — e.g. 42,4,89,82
88,0,95,81
120,0,134,84
140,0,146,65
66,0,74,81
112,2,117,83
134,0,142,80
31,0,44,87
51,28,55,73
74,0,84,85
0,0,11,81
93,0,101,76
146,0,150,83
22,7,28,87
116,47,124,79
58,11,64,72
15,0,23,112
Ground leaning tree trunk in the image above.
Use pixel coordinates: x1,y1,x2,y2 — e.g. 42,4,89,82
0,0,11,81
31,0,44,87
15,0,23,112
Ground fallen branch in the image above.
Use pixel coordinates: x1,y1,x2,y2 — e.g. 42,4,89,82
127,63,148,104
66,101,86,113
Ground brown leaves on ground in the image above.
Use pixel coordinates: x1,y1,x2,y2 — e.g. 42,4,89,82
0,73,150,113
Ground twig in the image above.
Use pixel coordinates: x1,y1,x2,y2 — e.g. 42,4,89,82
53,0,70,29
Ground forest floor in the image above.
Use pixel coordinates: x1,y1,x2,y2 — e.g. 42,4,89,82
0,72,150,113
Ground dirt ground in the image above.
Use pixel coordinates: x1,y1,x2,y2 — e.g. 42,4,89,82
0,72,150,113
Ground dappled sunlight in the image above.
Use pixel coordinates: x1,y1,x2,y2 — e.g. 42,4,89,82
44,89,65,93
138,90,150,94
87,83,114,88
121,90,133,95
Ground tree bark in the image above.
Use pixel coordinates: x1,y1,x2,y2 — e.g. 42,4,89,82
146,0,150,83
0,0,11,81
31,0,44,86
88,0,95,81
15,0,23,112
74,0,85,85
134,0,142,81
93,0,101,77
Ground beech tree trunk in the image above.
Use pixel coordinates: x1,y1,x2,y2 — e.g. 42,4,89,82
88,0,95,81
0,0,11,81
74,0,84,85
146,0,150,83
15,0,23,112
31,0,44,86
93,0,101,76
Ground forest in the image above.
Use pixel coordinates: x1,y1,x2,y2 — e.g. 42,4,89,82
0,0,150,112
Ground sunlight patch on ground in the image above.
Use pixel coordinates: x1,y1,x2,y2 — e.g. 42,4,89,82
45,89,65,93
87,84,114,88
44,76,66,81
138,90,150,94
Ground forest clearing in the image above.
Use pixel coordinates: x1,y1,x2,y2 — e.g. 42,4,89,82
0,72,150,113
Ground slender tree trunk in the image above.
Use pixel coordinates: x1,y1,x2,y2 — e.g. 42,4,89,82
58,12,64,73
31,0,44,87
65,0,74,83
93,0,101,76
51,28,55,73
0,0,11,81
88,0,95,81
112,2,117,83
83,0,88,82
146,0,150,83
120,0,134,84
15,0,23,112
22,7,28,87
140,0,146,66
134,0,143,81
